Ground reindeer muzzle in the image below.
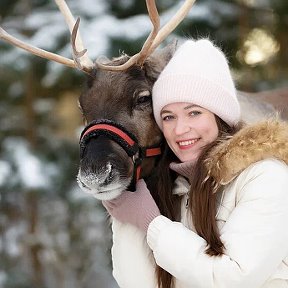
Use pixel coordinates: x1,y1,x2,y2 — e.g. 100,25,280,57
79,119,161,191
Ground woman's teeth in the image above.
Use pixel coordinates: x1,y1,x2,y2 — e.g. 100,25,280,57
178,139,198,146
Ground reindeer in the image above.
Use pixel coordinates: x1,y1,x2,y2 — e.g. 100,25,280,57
0,0,195,201
0,0,279,204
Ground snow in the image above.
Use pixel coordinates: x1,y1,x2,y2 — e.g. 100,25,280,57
0,161,11,187
0,271,7,287
25,12,60,30
69,0,109,17
2,138,59,190
13,142,48,188
8,82,24,98
1,225,25,257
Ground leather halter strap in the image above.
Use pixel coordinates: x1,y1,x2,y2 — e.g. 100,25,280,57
79,119,161,191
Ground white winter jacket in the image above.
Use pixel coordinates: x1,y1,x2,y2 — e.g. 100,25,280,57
111,119,288,288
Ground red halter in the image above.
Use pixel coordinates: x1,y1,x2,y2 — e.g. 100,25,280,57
79,119,162,191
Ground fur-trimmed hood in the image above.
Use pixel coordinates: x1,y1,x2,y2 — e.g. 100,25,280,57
205,118,288,185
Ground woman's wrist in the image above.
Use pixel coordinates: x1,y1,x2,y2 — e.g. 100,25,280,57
147,215,172,250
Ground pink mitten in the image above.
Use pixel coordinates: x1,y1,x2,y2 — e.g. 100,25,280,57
103,179,160,233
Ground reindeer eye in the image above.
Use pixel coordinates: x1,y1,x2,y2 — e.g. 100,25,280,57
135,90,152,108
137,95,151,104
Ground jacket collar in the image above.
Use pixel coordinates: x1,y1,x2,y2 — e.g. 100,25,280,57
205,118,288,186
169,161,195,179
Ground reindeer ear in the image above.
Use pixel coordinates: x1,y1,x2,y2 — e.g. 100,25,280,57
144,40,178,82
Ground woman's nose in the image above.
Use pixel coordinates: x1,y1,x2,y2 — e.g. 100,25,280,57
174,118,190,135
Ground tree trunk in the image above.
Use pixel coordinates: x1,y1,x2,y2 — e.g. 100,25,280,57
24,64,44,287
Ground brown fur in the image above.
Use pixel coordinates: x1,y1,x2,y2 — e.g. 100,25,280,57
205,118,288,185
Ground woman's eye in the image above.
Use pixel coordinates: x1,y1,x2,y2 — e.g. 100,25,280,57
189,110,201,116
162,115,174,121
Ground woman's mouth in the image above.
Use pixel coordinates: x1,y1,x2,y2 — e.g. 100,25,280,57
177,138,200,149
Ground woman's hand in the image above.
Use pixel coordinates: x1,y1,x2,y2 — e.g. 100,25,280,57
102,179,160,233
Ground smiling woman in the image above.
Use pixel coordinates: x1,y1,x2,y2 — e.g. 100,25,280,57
161,103,219,162
103,39,288,288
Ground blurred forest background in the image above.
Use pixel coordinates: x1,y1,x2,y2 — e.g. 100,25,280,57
0,0,287,287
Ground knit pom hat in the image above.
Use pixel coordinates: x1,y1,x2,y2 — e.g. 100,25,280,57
152,39,241,129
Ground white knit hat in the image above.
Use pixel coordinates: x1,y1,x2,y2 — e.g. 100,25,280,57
152,39,241,129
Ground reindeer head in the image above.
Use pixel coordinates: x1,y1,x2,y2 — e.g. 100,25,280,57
77,46,177,200
0,0,195,200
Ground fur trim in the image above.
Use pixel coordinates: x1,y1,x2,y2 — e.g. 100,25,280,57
205,118,288,185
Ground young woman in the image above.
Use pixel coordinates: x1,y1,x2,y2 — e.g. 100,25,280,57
103,40,288,288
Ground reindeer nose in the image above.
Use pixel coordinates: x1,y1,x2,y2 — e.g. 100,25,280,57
78,162,115,189
88,162,115,186
101,162,114,186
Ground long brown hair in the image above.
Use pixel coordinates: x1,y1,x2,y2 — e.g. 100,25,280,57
153,116,243,288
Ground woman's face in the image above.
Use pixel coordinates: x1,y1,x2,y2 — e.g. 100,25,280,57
161,102,219,162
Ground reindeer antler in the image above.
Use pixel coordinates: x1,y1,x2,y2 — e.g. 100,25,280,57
0,26,76,68
0,0,195,73
96,0,196,71
96,0,160,71
54,0,93,72
146,0,196,57
0,0,93,74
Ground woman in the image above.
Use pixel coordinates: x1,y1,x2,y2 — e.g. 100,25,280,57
103,39,288,288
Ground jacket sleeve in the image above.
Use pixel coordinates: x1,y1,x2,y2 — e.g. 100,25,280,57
147,159,288,288
111,219,157,288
